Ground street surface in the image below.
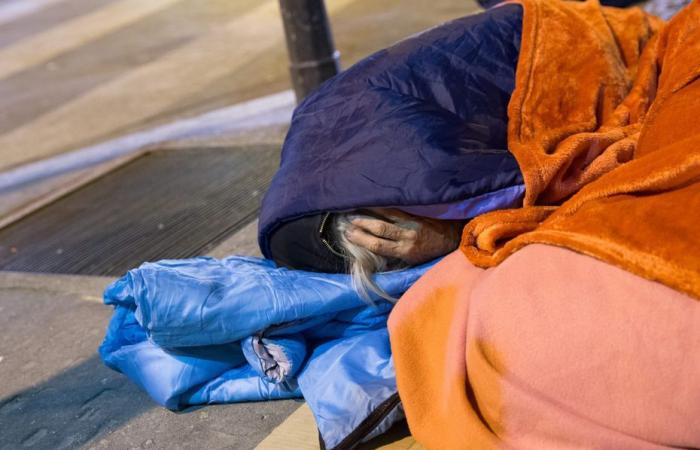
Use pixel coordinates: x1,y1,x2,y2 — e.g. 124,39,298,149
0,0,480,172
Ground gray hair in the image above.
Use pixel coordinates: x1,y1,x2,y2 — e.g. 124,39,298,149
331,213,407,304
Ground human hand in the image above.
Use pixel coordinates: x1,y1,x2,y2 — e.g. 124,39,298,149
344,209,464,265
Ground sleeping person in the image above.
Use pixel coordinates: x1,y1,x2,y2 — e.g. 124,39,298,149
258,3,526,300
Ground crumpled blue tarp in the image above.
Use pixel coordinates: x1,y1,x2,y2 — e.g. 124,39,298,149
99,255,436,449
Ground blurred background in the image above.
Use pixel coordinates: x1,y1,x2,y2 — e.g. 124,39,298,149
0,0,481,172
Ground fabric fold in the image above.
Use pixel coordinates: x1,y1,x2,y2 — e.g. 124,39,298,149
241,334,307,384
103,255,433,348
460,0,700,299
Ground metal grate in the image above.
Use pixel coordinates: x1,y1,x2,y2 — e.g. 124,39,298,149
0,145,280,276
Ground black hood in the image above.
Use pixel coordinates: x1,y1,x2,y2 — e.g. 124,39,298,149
269,214,347,273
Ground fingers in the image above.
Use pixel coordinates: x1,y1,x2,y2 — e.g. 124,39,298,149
376,209,416,223
350,217,413,241
343,210,465,265
344,225,404,259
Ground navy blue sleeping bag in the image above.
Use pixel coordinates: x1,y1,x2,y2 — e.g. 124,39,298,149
259,4,524,262
101,5,524,450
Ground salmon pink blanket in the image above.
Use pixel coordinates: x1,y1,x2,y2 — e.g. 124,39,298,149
389,246,700,449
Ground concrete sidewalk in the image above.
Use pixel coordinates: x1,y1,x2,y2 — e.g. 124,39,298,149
0,0,481,172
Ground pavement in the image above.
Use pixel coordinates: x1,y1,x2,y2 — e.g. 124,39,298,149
0,0,481,172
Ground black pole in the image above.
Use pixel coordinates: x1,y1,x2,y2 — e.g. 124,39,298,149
278,0,340,102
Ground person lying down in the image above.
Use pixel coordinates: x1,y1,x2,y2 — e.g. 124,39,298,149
259,3,526,299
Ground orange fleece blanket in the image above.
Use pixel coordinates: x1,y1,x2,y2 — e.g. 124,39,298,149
461,0,700,299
